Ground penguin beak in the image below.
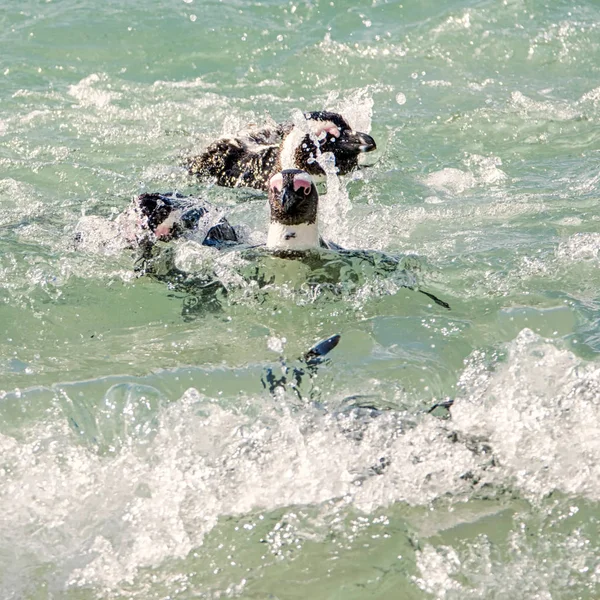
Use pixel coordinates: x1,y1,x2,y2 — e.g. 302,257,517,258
336,131,377,154
279,187,299,214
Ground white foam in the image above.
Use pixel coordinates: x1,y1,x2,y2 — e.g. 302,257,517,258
556,232,600,262
68,73,121,109
452,328,600,501
327,87,374,134
413,545,463,597
422,154,507,196
0,178,45,226
432,9,472,33
74,214,137,255
2,329,598,591
510,90,581,121
316,153,353,246
414,527,599,600
0,387,469,590
422,168,477,195
152,77,218,90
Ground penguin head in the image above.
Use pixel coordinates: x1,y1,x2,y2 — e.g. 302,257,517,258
136,193,206,240
281,111,376,177
268,169,319,226
137,193,173,233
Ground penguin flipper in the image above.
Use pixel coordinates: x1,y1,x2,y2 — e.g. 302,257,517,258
304,333,341,365
203,218,239,246
418,289,451,310
319,237,344,251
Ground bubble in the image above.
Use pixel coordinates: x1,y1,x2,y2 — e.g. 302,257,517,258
267,336,287,354
396,92,407,105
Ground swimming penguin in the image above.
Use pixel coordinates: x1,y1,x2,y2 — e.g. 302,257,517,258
266,169,322,251
133,192,238,246
74,191,238,256
264,170,449,308
133,168,330,279
185,111,377,191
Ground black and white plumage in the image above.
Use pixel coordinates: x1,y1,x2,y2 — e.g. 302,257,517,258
266,169,322,251
133,192,238,246
185,111,377,191
74,192,238,257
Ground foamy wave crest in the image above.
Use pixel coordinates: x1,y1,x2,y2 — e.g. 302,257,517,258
68,73,122,110
2,329,598,592
556,232,600,262
326,86,374,134
0,380,483,592
0,178,46,227
452,328,600,501
422,154,506,196
510,90,582,121
415,521,599,600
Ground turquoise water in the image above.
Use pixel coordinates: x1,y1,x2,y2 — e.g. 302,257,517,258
1,0,600,597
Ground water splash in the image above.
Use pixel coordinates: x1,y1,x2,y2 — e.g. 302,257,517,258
1,325,599,595
453,328,600,501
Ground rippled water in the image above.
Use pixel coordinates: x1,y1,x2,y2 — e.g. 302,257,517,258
1,1,600,598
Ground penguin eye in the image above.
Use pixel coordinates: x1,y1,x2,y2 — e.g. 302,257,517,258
304,186,311,196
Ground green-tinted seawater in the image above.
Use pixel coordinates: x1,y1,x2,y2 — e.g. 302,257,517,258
1,1,599,598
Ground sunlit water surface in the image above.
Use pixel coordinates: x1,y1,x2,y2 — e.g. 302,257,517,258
1,0,600,598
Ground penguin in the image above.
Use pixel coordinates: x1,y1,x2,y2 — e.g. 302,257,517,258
73,192,238,260
185,111,377,191
133,192,238,247
266,169,321,251
261,333,342,400
265,169,450,308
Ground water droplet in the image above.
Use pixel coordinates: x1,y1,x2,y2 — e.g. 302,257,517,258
396,92,406,105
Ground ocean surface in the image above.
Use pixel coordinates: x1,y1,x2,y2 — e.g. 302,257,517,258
1,0,599,598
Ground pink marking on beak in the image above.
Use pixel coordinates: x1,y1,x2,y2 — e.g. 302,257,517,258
293,173,313,193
